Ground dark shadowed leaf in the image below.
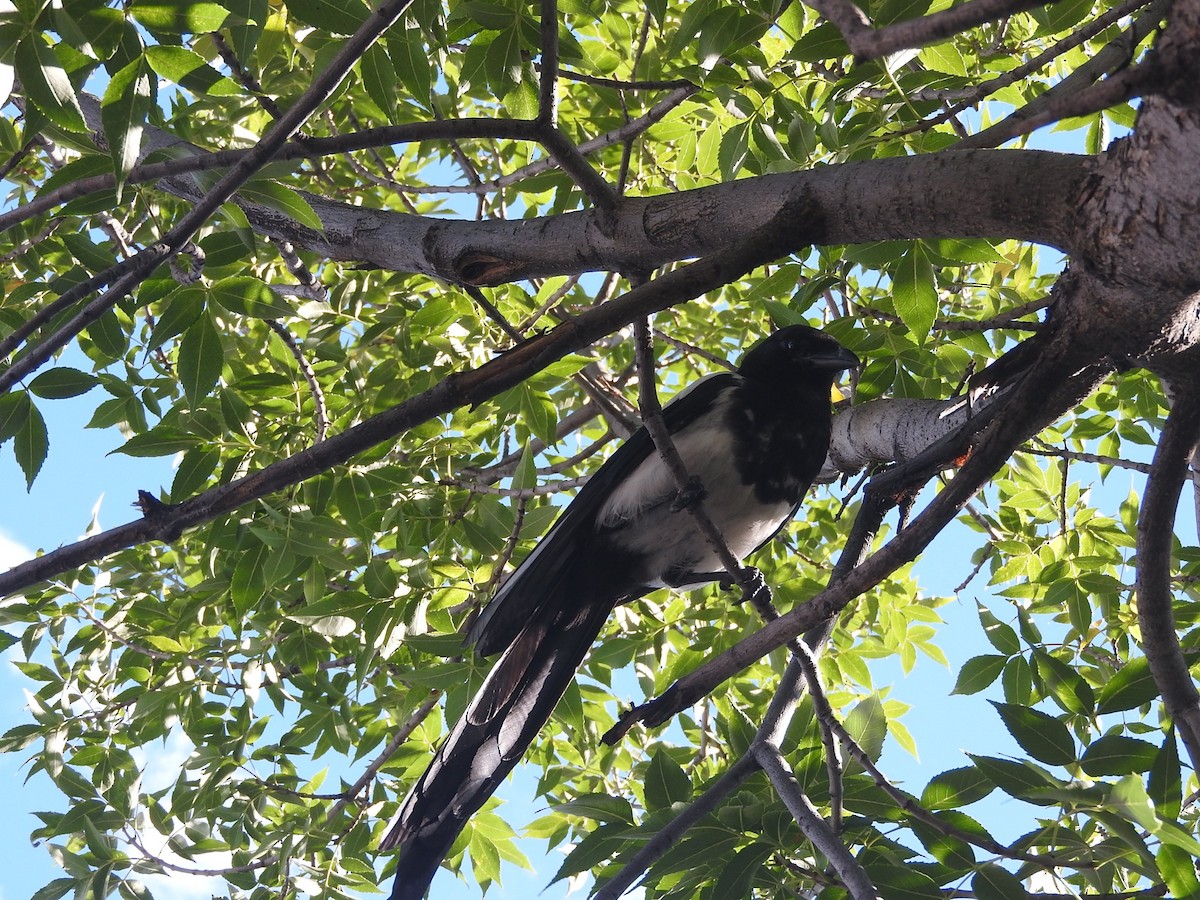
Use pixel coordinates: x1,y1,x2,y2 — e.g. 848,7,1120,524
990,702,1074,766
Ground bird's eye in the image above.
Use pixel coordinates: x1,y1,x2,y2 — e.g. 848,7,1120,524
783,339,798,352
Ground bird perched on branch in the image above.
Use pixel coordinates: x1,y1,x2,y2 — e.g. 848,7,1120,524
382,324,859,900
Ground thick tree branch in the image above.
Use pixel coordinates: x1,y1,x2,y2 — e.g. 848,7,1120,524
0,206,811,597
814,0,1057,61
178,152,1091,285
1135,386,1200,771
29,96,1087,287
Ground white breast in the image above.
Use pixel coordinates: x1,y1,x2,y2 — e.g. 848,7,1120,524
598,390,794,587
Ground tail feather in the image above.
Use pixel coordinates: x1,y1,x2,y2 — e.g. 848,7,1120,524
383,600,612,900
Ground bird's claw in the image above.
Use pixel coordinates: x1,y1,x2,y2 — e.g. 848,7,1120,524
670,476,707,512
722,567,767,603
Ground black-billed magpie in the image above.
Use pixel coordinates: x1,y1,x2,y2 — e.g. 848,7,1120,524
382,325,859,899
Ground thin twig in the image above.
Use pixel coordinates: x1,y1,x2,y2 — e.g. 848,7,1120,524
266,320,329,444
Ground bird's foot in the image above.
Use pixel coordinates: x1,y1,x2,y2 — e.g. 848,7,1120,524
722,567,768,603
670,476,707,512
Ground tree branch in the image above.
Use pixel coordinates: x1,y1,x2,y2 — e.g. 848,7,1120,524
1135,386,1200,772
0,204,812,597
817,0,1056,61
752,742,878,899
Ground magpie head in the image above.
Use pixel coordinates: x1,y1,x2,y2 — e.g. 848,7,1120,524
737,324,860,387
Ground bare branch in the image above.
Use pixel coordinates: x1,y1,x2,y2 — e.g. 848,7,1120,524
1135,386,1200,771
752,742,878,899
633,317,763,601
326,690,442,825
266,320,330,445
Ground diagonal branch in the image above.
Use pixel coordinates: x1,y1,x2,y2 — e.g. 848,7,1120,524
632,317,763,601
752,742,878,899
596,657,816,899
0,202,813,598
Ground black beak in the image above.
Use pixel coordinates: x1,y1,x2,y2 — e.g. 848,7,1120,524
809,347,861,372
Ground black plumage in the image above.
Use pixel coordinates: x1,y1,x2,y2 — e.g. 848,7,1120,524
382,324,859,900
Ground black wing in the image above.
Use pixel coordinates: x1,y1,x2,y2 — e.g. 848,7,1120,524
466,372,737,656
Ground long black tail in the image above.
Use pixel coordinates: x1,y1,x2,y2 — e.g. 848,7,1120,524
383,600,612,900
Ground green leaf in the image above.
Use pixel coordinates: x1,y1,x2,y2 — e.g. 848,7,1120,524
1096,655,1159,713
550,794,635,825
360,43,397,121
1158,843,1200,898
210,276,293,319
15,37,85,132
145,45,239,95
238,179,324,231
101,55,153,188
178,314,224,404
484,25,521,96
129,1,229,34
967,754,1057,805
643,749,690,810
920,766,995,810
231,540,271,614
710,842,774,900
148,286,206,351
1149,728,1182,820
114,426,198,457
977,602,1020,654
14,398,48,489
920,41,966,76
1108,773,1157,831
0,390,30,443
971,863,1030,900
281,0,368,32
990,702,1074,766
86,309,128,361
892,242,937,344
28,367,98,399
844,694,887,764
1079,734,1158,777
29,879,75,900
388,26,432,107
718,120,751,181
951,654,1006,695
1032,649,1094,714
171,446,220,500
860,860,941,899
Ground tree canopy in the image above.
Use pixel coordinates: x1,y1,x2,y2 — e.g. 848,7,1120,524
2,0,1200,898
